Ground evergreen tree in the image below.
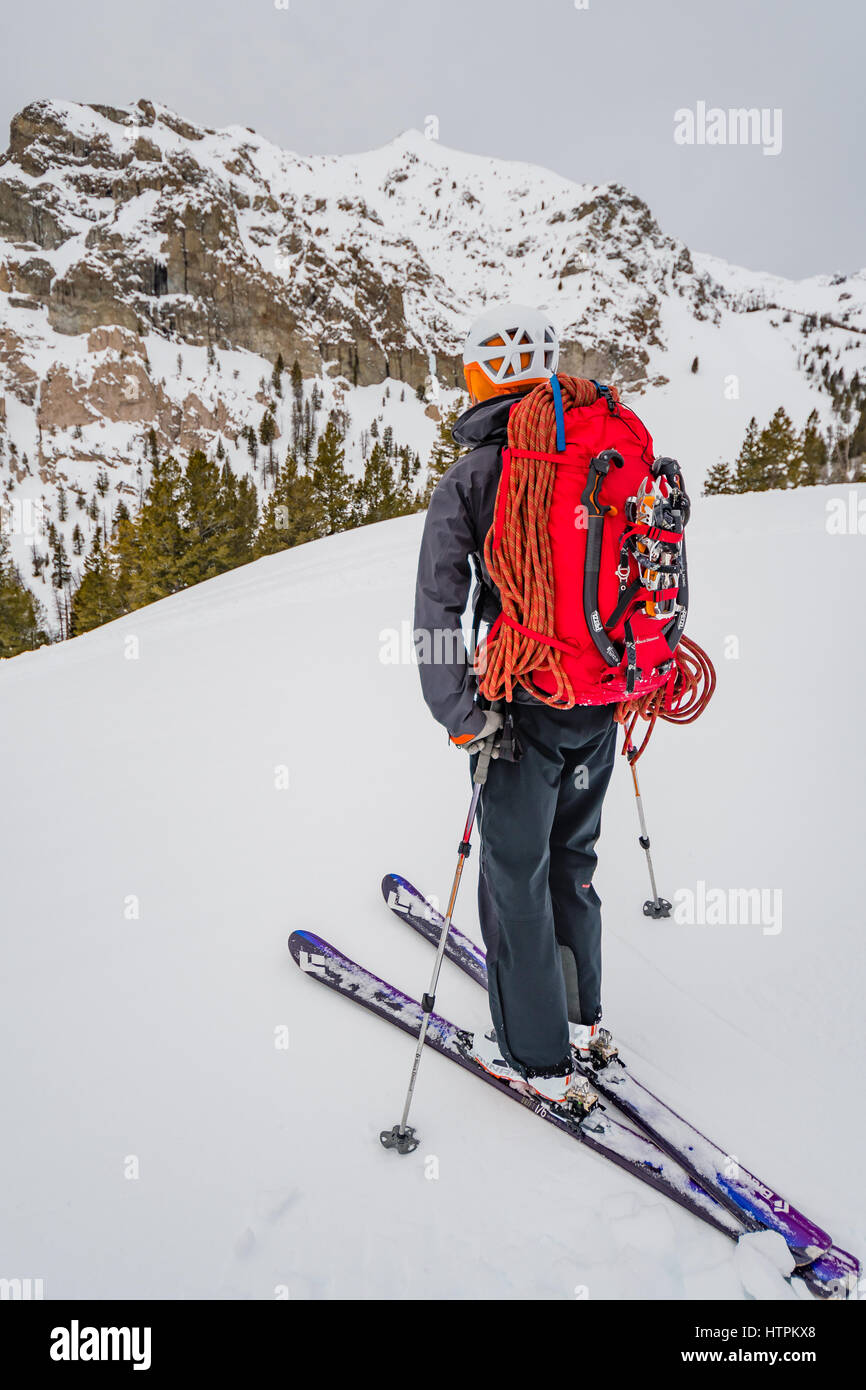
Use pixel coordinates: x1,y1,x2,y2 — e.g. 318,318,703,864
733,417,765,492
310,421,353,535
424,399,464,500
354,442,401,525
301,399,315,463
57,483,69,521
255,452,320,555
272,352,285,395
50,534,73,638
113,508,141,611
0,533,48,657
396,447,421,512
118,454,185,608
799,410,827,486
756,407,797,489
703,461,735,496
71,522,85,555
216,462,258,571
291,358,303,407
177,449,231,587
259,410,278,481
848,403,866,464
70,530,125,635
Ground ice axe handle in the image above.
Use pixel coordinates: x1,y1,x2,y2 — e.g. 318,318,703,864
594,448,624,476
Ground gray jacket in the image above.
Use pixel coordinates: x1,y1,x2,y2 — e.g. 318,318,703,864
413,392,527,739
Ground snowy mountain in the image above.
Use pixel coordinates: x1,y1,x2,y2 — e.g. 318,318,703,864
0,483,863,1299
2,96,866,581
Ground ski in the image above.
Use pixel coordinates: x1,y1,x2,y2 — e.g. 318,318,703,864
289,928,745,1243
381,873,860,1299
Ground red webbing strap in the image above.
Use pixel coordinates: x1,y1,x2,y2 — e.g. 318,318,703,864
621,523,683,546
488,611,587,661
508,449,569,465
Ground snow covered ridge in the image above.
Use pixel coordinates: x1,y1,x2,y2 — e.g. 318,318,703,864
1,96,865,550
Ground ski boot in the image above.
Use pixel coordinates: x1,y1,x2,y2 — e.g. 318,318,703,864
470,1031,599,1115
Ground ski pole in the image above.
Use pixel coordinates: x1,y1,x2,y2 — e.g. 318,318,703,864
623,731,671,920
380,725,499,1155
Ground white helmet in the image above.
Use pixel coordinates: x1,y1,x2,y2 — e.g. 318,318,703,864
462,304,559,398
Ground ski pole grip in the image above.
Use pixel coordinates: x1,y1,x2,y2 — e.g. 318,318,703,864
473,734,496,786
472,700,503,786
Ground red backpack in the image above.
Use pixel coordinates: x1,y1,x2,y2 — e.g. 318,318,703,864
477,379,690,707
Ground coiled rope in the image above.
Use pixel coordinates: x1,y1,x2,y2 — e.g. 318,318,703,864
475,373,716,755
478,375,607,708
615,634,716,763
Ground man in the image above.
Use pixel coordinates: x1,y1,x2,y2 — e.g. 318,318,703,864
414,304,619,1106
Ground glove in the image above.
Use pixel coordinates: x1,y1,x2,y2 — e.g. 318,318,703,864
451,709,504,756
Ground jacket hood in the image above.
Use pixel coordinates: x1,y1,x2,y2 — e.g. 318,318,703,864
451,391,528,449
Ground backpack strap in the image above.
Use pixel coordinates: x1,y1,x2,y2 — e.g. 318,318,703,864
605,576,642,631
623,616,640,694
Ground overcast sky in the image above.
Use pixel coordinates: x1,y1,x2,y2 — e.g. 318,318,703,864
1,0,862,280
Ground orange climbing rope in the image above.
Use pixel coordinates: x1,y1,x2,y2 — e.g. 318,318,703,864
478,375,609,708
475,373,716,756
615,634,716,763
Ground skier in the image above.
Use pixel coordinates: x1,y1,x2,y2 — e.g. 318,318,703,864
414,304,651,1105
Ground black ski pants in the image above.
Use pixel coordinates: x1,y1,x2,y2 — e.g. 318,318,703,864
473,701,618,1074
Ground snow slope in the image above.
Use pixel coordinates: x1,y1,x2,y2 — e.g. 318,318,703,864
1,483,864,1300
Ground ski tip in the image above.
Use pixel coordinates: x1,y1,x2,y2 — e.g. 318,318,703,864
288,929,322,957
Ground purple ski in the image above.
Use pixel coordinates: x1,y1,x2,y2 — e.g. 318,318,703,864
382,872,860,1297
289,928,744,1240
